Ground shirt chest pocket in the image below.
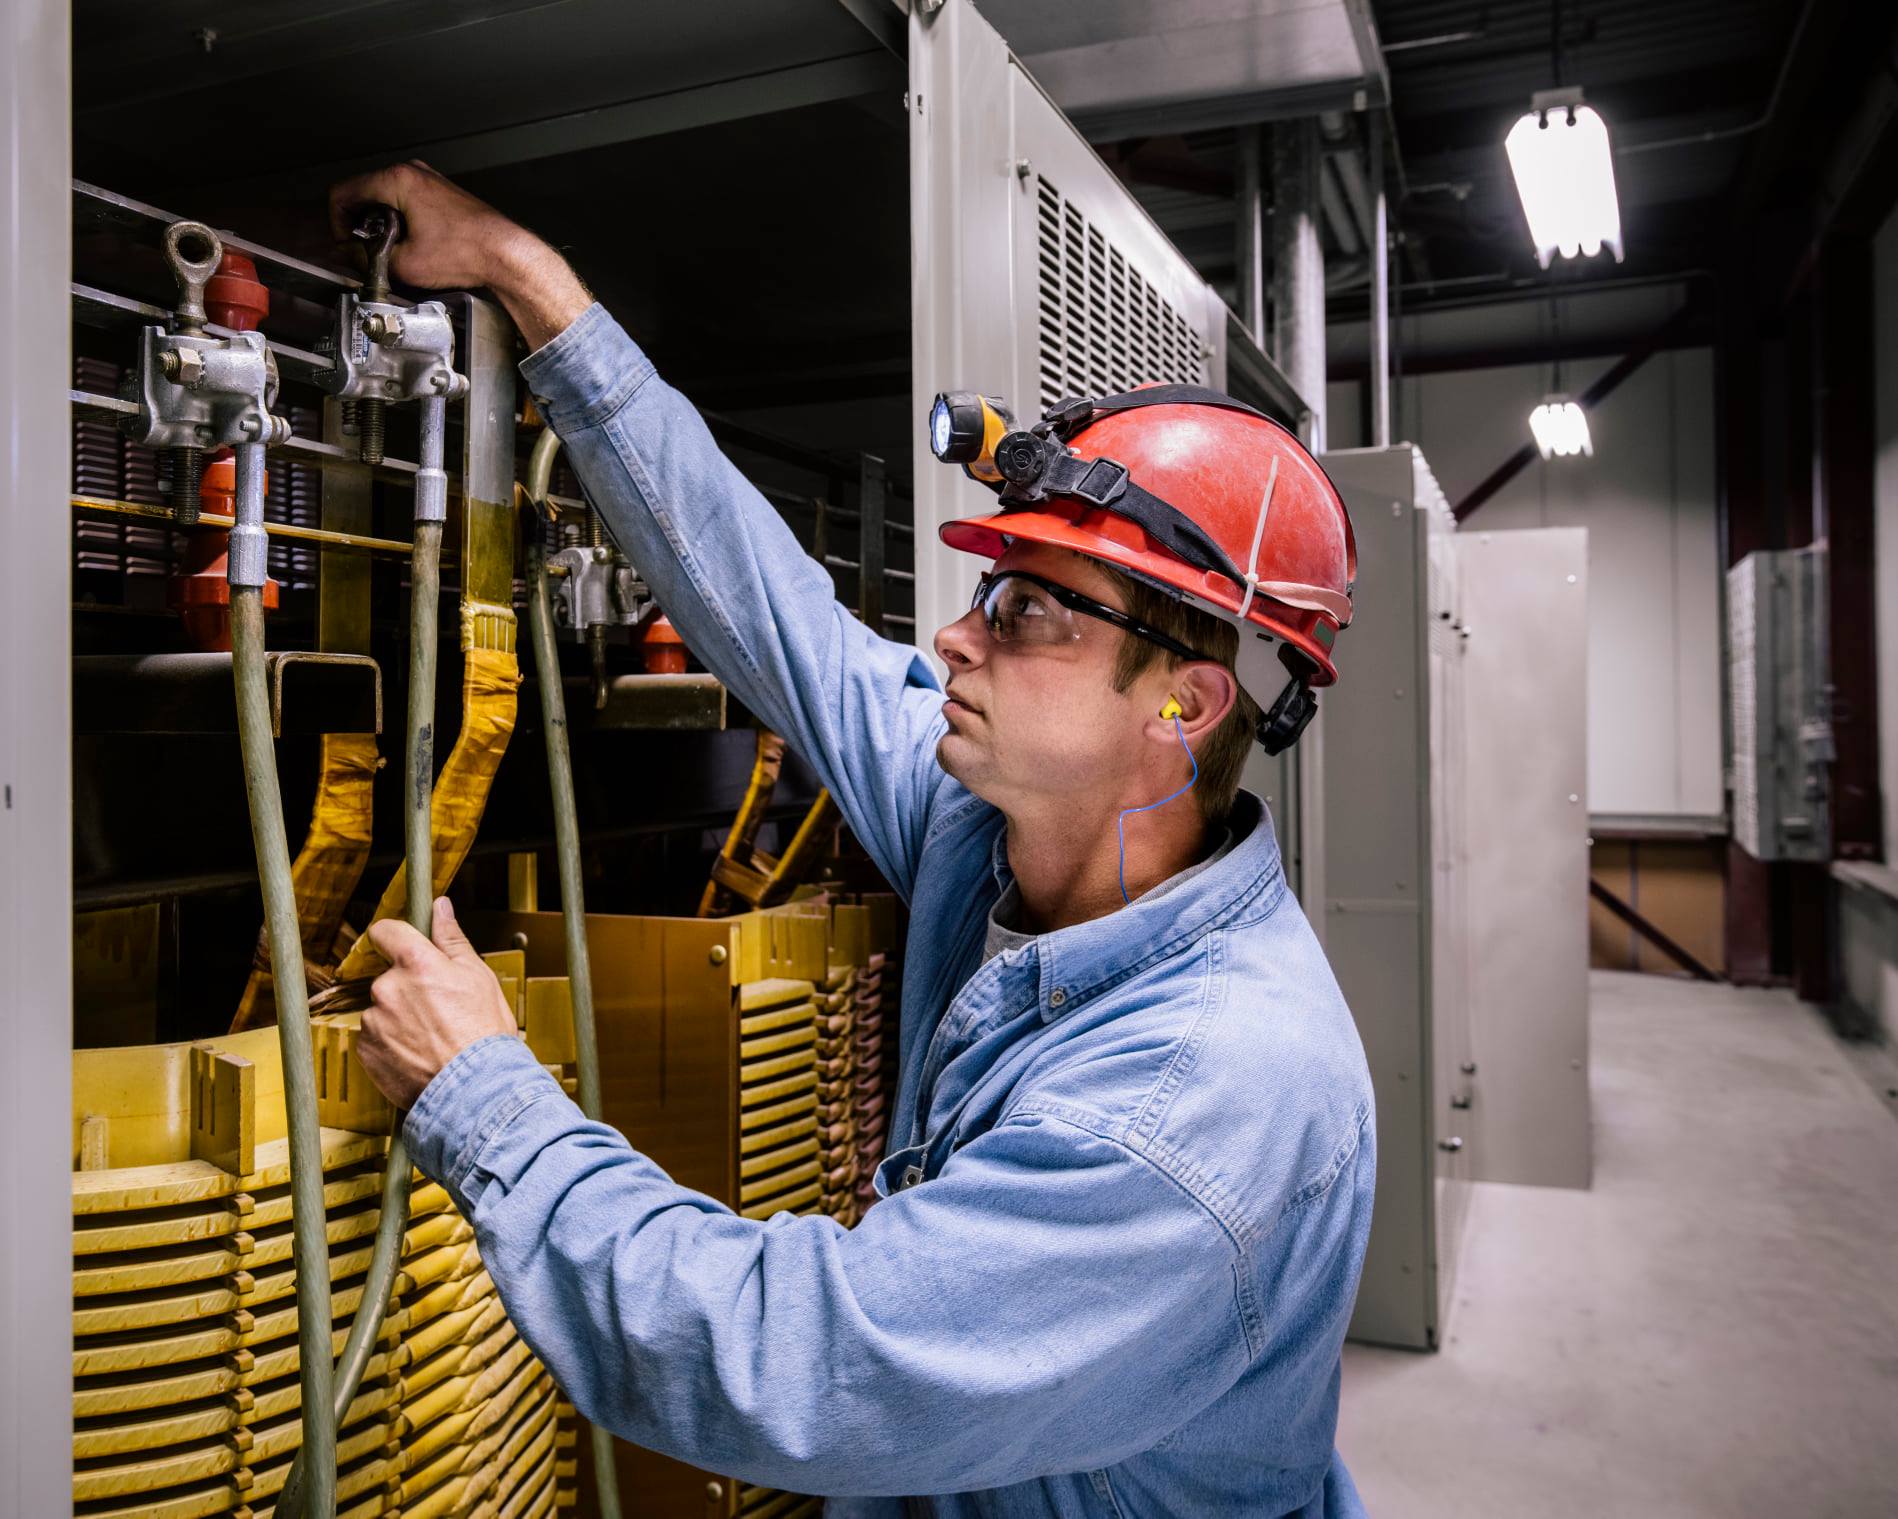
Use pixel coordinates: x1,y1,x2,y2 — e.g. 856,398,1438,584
872,1144,930,1200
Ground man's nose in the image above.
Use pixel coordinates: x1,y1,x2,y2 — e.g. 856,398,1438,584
933,606,988,668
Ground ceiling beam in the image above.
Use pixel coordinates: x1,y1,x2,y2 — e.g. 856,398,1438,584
1076,76,1389,146
831,0,905,58
233,50,900,188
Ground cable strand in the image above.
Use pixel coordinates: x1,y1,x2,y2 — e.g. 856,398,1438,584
1117,714,1200,905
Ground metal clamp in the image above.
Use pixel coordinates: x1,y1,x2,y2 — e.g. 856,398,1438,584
124,221,291,523
130,326,289,450
317,297,465,411
549,546,648,638
317,207,467,465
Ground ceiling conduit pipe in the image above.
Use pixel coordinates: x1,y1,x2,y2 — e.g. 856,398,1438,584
523,425,626,1519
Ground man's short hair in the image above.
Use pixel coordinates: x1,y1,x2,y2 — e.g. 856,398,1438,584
1098,564,1260,824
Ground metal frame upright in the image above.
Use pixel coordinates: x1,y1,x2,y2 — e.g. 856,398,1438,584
1,0,76,1508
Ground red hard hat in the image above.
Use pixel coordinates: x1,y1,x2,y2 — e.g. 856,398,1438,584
938,388,1355,687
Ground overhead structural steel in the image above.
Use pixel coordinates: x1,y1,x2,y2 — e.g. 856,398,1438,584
248,49,901,186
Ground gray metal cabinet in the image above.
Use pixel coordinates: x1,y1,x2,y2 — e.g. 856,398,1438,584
1317,445,1471,1350
1728,546,1832,862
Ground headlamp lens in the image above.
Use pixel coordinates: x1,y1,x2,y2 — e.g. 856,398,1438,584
927,391,995,465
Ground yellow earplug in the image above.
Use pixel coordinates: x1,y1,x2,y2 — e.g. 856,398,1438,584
1160,695,1183,721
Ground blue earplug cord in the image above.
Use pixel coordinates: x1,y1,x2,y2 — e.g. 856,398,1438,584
1118,712,1199,905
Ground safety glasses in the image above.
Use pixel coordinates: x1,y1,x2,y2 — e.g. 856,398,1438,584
970,570,1209,662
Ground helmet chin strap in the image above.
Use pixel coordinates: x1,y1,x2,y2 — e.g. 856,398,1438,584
1235,634,1320,756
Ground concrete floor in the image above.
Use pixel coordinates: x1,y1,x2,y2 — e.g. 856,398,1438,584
1337,971,1898,1518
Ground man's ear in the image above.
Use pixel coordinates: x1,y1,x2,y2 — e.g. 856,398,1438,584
1148,661,1236,739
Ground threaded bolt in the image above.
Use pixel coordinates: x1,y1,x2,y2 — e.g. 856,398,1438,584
589,625,609,709
357,398,386,466
172,445,204,524
587,507,605,550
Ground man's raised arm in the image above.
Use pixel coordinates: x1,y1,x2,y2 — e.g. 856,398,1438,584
329,163,953,898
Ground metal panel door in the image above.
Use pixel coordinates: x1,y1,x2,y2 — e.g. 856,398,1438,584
1456,528,1592,1189
908,0,1215,660
1424,484,1475,1308
1318,446,1438,1348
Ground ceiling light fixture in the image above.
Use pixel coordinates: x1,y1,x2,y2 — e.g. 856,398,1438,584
1529,396,1593,459
1506,86,1625,268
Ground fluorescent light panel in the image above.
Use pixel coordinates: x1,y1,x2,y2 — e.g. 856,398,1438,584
1506,93,1625,268
1529,399,1593,459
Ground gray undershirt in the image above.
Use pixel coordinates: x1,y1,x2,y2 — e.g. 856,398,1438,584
981,827,1237,964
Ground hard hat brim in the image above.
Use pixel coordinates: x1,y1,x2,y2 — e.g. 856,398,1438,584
940,507,1342,686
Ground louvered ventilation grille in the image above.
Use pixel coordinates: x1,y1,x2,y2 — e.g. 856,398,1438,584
1035,175,1204,410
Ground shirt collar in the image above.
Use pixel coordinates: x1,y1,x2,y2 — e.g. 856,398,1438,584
986,791,1286,1020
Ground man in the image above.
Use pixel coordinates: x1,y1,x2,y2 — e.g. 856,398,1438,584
344,161,1375,1517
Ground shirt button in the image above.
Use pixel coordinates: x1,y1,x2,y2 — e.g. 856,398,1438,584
1049,988,1068,1008
901,1165,926,1190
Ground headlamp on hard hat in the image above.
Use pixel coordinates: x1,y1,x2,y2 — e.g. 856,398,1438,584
926,382,1354,745
927,391,1015,484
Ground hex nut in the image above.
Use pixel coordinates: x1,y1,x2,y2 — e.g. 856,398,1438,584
161,347,206,388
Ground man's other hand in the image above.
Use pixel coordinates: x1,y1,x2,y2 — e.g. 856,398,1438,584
361,897,519,1109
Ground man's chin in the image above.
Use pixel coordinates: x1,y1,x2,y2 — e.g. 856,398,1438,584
935,733,993,798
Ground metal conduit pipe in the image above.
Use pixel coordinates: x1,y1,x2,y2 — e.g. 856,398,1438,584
524,425,625,1519
279,399,448,1519
229,440,339,1519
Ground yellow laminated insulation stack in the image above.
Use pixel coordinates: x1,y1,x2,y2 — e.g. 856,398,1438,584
70,1006,576,1519
466,898,905,1517
734,1486,823,1519
735,977,825,1221
810,964,860,1225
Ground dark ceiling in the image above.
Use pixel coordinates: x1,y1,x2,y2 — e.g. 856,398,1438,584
1371,0,1799,290
1090,0,1875,320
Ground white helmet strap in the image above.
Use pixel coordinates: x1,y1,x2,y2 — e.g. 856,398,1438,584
1235,455,1279,626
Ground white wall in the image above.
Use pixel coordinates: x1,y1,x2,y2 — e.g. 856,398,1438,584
1874,208,1898,866
1328,338,1722,822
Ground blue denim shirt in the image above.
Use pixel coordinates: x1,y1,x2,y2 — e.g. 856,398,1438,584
405,303,1376,1517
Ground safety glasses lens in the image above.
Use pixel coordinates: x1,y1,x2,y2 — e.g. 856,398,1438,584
975,575,1078,645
